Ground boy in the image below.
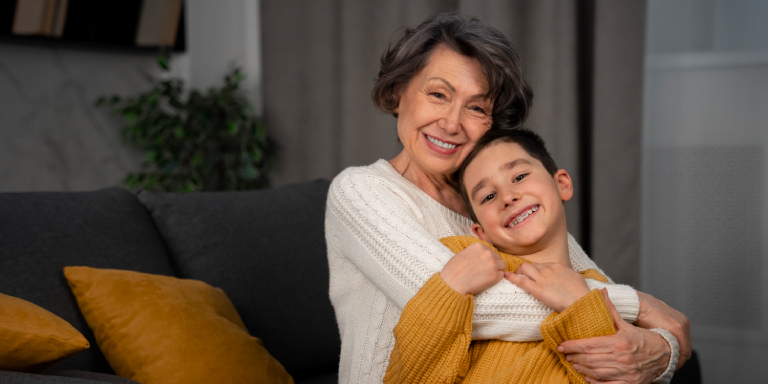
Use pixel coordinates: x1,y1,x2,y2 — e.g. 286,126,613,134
384,128,677,384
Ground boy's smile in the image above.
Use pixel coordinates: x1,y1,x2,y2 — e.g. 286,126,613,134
463,141,573,257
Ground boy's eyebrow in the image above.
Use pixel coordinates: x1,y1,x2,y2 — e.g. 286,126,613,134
469,158,532,201
502,158,532,171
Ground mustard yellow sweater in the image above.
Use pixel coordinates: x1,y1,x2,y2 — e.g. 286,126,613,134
383,236,616,384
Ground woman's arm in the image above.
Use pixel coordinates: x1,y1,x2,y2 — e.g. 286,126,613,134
635,291,691,370
558,311,677,384
326,169,638,341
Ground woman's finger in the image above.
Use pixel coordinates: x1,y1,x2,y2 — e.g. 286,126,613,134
558,335,615,354
567,352,616,369
600,288,627,330
573,362,634,384
495,259,507,271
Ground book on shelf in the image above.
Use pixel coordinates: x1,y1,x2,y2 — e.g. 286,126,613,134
135,0,182,47
12,0,68,38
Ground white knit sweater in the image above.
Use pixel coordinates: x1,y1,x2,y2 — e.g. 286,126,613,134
326,160,641,384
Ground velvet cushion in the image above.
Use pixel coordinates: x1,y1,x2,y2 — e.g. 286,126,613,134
0,293,89,373
0,188,176,373
136,180,338,380
63,266,293,384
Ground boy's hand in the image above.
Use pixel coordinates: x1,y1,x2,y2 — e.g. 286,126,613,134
505,263,590,312
441,243,507,295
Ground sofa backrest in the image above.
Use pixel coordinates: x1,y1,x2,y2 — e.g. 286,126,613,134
0,188,176,373
137,179,339,380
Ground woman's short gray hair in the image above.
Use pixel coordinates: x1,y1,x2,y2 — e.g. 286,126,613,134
372,12,533,129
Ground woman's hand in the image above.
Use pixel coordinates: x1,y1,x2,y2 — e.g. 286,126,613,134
558,289,671,384
505,262,590,312
635,291,691,370
440,243,506,295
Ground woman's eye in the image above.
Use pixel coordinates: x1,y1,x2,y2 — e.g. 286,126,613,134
471,106,486,114
513,174,528,183
481,192,496,203
432,92,445,99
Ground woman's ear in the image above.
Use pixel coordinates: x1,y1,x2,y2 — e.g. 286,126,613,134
471,223,490,242
555,169,574,202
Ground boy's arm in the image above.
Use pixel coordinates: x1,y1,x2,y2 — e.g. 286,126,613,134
384,273,473,384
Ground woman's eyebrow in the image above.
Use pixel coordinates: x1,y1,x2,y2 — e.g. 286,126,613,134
428,77,456,92
428,77,490,100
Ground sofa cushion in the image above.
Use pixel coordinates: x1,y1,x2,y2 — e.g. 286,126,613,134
137,180,338,380
48,370,140,384
0,370,133,384
0,293,89,373
64,266,293,384
0,188,176,373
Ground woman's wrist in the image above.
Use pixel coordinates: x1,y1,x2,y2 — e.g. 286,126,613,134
649,328,679,384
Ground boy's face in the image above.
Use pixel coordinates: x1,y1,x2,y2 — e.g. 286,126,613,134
463,141,573,255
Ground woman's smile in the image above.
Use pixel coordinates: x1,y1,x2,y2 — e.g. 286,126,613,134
424,134,460,154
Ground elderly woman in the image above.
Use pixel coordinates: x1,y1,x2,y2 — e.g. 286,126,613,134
325,13,690,384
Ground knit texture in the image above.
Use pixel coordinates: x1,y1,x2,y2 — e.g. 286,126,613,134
384,273,616,384
325,160,640,384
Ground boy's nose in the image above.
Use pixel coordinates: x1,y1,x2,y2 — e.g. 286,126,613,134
502,192,519,208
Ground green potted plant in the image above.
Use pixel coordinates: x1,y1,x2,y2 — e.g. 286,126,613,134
97,56,274,192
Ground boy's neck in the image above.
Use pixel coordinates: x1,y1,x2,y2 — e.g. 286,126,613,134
497,234,573,269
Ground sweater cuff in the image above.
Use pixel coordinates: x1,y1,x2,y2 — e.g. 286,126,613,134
541,289,616,342
585,280,639,323
649,328,679,384
404,273,474,332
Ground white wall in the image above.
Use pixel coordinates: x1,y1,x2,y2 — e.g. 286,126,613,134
0,0,262,192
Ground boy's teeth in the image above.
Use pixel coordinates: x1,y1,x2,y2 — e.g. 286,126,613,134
427,135,457,149
509,206,538,227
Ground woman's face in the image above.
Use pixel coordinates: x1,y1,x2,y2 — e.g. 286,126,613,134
395,44,493,176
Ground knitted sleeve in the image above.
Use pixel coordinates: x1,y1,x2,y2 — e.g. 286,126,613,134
384,274,473,384
326,168,637,341
540,289,617,383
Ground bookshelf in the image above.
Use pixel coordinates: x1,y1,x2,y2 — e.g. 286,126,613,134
0,0,185,54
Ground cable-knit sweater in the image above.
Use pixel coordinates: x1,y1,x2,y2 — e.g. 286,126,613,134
384,236,616,384
325,160,640,384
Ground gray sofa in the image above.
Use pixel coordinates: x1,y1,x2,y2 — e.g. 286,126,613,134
0,180,339,384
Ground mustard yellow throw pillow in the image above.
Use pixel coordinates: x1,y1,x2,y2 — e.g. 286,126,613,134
0,292,89,373
63,266,293,384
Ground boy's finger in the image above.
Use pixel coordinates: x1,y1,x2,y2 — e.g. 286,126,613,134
515,263,541,281
504,272,531,290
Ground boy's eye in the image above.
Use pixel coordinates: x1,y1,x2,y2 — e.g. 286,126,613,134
513,173,528,183
481,192,496,204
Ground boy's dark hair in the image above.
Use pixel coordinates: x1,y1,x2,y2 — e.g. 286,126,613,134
457,127,559,223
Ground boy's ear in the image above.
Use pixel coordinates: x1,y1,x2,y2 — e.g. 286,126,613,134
471,223,490,242
555,169,574,202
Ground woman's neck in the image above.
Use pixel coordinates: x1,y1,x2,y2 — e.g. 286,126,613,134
389,154,470,218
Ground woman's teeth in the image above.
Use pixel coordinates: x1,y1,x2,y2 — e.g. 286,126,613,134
508,206,538,227
427,135,456,149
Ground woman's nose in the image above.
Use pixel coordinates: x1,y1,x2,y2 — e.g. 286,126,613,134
438,106,461,134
